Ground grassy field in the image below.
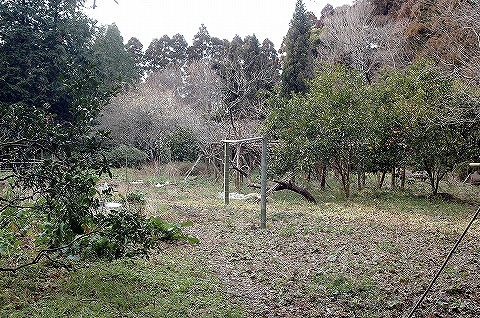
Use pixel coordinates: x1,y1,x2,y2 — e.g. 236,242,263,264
1,165,480,317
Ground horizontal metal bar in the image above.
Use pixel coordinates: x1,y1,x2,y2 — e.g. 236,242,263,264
221,137,264,144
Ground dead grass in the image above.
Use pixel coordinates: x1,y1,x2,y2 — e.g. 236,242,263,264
104,166,480,318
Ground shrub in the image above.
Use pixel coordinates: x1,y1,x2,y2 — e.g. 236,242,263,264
165,128,200,162
105,145,148,168
82,209,198,260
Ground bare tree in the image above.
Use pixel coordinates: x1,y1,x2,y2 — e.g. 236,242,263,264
182,60,224,120
315,1,409,82
421,0,480,84
98,68,185,159
99,55,266,179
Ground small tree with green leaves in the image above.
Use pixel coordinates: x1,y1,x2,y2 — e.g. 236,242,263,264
372,61,480,195
267,65,369,197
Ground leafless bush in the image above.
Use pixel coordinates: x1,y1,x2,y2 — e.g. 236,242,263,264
99,63,262,172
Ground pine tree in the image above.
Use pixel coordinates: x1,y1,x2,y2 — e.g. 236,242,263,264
281,0,314,97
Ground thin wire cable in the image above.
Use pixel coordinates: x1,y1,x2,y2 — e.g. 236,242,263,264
407,206,480,318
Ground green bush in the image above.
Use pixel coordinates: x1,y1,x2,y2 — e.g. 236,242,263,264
123,191,145,205
165,129,200,162
105,145,147,168
79,209,198,260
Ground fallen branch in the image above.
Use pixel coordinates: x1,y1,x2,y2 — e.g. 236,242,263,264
0,231,97,273
184,154,203,181
272,180,317,204
248,175,317,204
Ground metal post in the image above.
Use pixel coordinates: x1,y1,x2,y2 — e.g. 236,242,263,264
260,136,267,228
223,142,230,205
125,151,128,183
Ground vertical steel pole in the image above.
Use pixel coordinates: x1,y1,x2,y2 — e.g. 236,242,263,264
125,151,128,183
260,137,267,228
224,142,230,205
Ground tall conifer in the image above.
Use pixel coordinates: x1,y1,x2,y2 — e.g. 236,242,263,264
281,0,313,97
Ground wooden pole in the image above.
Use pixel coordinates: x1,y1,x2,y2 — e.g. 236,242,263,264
224,142,230,205
260,137,267,229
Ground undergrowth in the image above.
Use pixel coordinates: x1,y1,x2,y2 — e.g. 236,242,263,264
0,257,243,318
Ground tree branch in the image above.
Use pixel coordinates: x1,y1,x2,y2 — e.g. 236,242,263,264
0,231,98,273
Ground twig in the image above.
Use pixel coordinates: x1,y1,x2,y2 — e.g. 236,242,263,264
0,231,98,273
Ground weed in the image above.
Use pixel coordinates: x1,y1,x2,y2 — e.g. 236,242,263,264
376,240,398,252
279,223,296,237
312,272,376,299
1,258,243,318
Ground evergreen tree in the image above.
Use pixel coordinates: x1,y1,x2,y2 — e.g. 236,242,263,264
243,35,261,66
0,0,98,122
281,0,314,97
125,36,144,75
144,35,171,72
260,38,281,89
214,34,280,122
93,23,139,90
0,0,112,245
210,36,228,64
228,35,245,62
187,24,212,61
144,33,188,72
169,33,188,67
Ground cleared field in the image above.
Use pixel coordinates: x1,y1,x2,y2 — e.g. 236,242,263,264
1,167,480,317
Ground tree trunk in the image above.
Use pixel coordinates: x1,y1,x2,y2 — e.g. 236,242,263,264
426,168,437,195
377,171,386,189
321,165,327,190
315,164,327,190
235,144,242,190
390,166,396,189
400,167,406,190
357,165,363,190
341,164,350,198
272,180,317,203
212,155,219,179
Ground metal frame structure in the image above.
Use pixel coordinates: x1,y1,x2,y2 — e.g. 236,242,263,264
222,136,267,228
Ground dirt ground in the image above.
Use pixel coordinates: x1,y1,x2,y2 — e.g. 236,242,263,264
142,181,480,318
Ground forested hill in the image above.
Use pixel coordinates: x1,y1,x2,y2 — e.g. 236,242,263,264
312,0,480,83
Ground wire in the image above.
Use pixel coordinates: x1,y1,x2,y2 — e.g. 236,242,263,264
407,205,480,318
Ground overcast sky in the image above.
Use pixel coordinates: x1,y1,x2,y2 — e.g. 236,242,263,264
85,0,352,50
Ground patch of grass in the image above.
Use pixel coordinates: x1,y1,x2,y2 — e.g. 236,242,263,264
28,164,478,317
353,187,476,220
279,223,297,237
310,271,376,299
376,240,399,253
0,257,243,318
